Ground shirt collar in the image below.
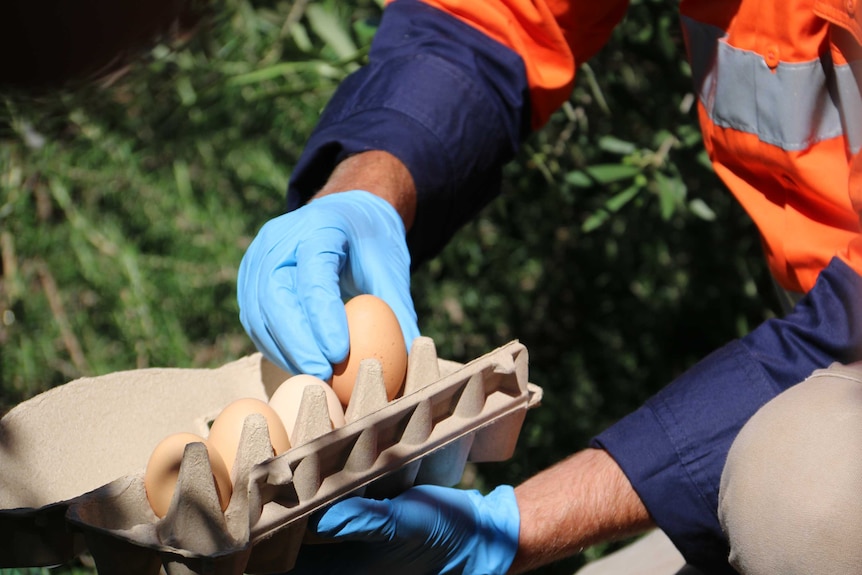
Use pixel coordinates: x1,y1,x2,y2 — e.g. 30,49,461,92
814,0,862,44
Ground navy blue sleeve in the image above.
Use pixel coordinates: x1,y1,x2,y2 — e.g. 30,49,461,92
592,257,862,573
286,0,531,267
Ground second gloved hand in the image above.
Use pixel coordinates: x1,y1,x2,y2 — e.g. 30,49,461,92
237,190,420,380
291,484,521,575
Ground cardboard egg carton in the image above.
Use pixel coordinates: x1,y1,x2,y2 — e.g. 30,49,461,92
0,338,541,574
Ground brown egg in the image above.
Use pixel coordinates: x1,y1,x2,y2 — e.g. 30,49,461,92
268,374,346,442
144,432,232,518
330,294,408,406
206,398,291,475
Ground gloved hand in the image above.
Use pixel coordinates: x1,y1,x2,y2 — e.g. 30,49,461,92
290,484,520,575
237,190,420,380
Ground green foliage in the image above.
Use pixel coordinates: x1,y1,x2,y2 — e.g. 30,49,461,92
0,0,381,407
1,0,778,573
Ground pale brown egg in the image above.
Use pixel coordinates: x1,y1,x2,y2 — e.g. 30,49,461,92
268,374,346,443
206,398,291,475
144,432,232,518
330,294,408,406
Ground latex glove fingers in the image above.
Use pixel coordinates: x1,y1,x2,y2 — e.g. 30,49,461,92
238,191,420,380
332,194,420,349
290,485,520,575
239,217,346,379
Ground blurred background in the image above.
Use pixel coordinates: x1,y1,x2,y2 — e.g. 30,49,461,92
0,0,779,573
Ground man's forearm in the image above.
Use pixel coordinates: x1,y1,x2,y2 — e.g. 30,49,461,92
312,155,653,573
509,448,654,574
313,150,417,231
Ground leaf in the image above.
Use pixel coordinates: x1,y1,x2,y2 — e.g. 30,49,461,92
175,76,197,107
696,149,714,171
605,185,641,213
689,198,717,221
581,210,610,233
584,164,641,185
353,18,379,48
226,61,340,86
598,136,637,155
305,4,358,61
289,22,313,53
564,170,593,188
173,160,193,203
655,172,687,221
676,124,703,148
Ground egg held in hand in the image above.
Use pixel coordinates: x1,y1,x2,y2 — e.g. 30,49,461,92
206,398,291,476
144,432,232,519
330,294,408,406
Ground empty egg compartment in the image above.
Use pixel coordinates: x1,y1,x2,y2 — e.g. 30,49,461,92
1,338,542,574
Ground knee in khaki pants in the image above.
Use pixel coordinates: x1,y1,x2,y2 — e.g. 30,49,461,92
719,363,862,574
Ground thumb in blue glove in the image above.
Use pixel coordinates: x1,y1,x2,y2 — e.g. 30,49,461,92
290,484,520,575
237,190,420,380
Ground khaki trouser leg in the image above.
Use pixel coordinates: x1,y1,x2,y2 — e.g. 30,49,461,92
577,361,862,575
719,362,862,574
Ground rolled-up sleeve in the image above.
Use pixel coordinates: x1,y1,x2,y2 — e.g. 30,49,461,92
287,0,530,266
593,257,862,572
286,0,628,265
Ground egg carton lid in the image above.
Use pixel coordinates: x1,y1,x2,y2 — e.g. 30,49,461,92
0,339,541,572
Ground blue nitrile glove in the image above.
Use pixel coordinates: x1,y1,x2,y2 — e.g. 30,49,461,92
237,190,420,380
289,484,520,575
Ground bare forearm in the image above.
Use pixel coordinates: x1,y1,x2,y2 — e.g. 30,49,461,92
509,448,654,574
312,150,417,231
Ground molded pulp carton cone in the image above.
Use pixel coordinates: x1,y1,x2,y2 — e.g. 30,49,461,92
0,338,542,574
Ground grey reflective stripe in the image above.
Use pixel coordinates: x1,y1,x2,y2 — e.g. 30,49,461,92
682,15,862,153
836,62,862,153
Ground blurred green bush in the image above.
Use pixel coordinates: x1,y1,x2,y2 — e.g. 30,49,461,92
0,0,777,572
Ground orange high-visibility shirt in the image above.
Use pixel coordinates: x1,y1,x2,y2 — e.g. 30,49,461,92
415,0,862,294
